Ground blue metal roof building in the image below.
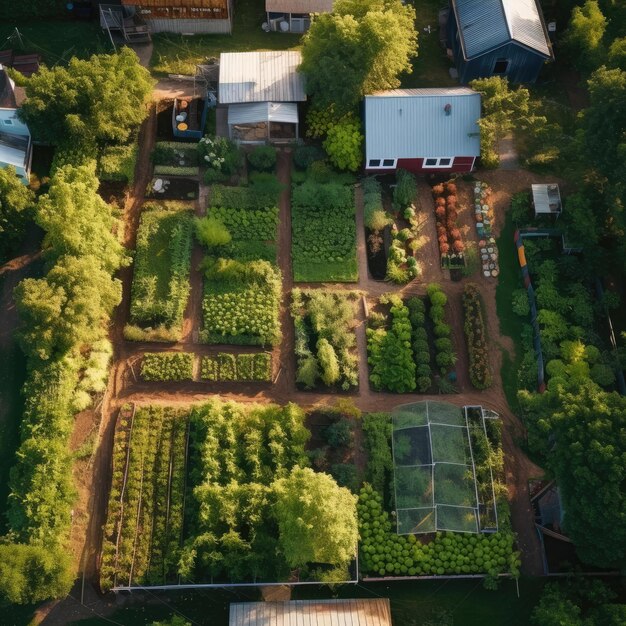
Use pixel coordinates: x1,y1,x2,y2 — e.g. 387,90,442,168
447,0,553,84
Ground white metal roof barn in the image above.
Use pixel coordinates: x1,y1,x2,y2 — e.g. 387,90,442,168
219,51,306,104
229,599,393,626
364,88,481,162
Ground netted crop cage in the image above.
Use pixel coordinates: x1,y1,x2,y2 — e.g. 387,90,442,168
392,401,499,535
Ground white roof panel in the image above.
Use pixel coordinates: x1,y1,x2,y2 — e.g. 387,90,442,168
228,101,299,125
219,51,306,104
365,89,481,160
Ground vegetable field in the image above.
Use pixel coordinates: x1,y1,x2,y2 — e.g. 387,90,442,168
141,352,194,382
100,405,188,590
291,182,358,282
126,203,194,342
200,352,272,382
291,289,360,390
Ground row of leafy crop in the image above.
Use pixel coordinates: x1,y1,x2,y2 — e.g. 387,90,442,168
359,412,519,584
291,180,358,282
367,286,456,393
125,202,194,342
462,283,493,389
181,400,358,583
100,406,187,590
1,163,129,604
201,352,272,382
140,351,273,382
291,288,359,391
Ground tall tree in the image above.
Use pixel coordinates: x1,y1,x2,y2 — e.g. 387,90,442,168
0,166,35,260
300,0,417,113
518,378,626,568
272,466,358,569
562,0,607,72
36,161,127,273
19,47,154,146
15,254,122,361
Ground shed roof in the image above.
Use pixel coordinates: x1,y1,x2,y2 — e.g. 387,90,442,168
365,88,481,160
219,51,306,104
228,101,298,125
532,183,561,215
229,599,392,626
266,0,333,13
452,0,551,59
121,0,221,6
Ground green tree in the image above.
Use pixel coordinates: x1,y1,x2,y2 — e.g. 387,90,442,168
36,161,127,272
518,378,626,568
608,37,626,69
531,584,584,626
0,166,35,260
300,0,417,113
19,47,154,146
272,466,358,568
469,76,541,168
0,543,73,604
15,255,122,361
563,0,607,73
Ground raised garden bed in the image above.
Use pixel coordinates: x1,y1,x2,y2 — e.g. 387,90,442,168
146,177,198,200
432,181,465,273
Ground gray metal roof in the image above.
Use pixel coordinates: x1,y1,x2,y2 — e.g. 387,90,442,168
228,101,298,125
219,51,306,104
365,89,481,160
229,599,392,626
532,183,561,214
453,0,551,59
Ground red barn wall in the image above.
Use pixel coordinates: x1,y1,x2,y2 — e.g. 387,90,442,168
364,156,476,175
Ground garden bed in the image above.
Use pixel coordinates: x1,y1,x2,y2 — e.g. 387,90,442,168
146,176,199,200
125,203,194,342
291,289,360,391
432,181,466,274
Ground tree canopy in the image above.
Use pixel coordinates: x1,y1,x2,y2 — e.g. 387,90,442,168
299,0,417,113
272,466,358,569
19,47,154,146
518,378,626,569
0,166,35,260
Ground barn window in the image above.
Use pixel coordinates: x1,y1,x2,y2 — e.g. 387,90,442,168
493,59,509,74
423,157,453,168
368,159,397,169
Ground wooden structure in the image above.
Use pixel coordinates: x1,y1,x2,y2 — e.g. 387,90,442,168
229,599,393,626
0,49,40,77
121,0,233,34
99,4,152,42
446,0,553,83
364,88,481,174
265,0,333,33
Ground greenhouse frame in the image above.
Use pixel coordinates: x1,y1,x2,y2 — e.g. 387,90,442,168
391,401,500,535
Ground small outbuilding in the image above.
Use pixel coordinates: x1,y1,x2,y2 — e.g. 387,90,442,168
0,65,32,184
230,599,393,626
364,88,481,175
265,0,333,32
119,0,233,34
447,0,553,83
218,51,306,143
532,183,561,218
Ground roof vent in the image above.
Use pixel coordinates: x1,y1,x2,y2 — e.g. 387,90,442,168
444,103,452,115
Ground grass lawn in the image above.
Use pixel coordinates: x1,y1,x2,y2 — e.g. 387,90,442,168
0,21,110,67
496,210,525,412
151,0,301,75
400,0,457,88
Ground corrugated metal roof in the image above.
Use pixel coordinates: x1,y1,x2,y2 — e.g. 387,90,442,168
229,599,393,626
365,89,481,160
453,0,550,59
228,101,299,125
219,51,306,104
266,0,333,13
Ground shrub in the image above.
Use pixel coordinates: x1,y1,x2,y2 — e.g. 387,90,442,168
324,418,353,448
296,354,320,389
430,304,445,323
435,338,453,352
317,338,341,386
366,209,391,232
99,143,138,183
247,145,277,172
294,145,325,170
394,169,417,208
198,136,242,175
323,116,363,172
417,376,431,392
249,172,284,198
203,167,227,184
195,216,231,248
434,323,451,338
330,463,359,492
